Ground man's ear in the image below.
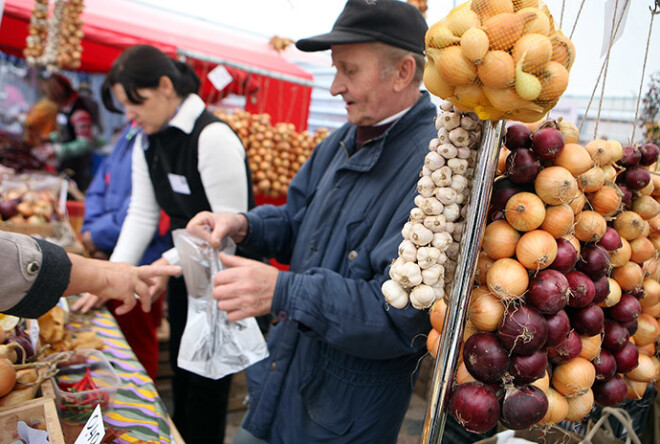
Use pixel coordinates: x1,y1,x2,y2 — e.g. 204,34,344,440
393,55,416,92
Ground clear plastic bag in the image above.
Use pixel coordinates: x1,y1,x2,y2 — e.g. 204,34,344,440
172,229,269,380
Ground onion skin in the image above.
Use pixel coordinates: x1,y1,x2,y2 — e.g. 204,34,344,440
498,305,548,355
567,304,604,337
592,275,610,305
602,319,630,352
544,309,571,347
566,271,595,308
552,357,596,398
592,349,617,382
500,384,549,430
592,374,628,407
526,269,569,314
531,127,565,160
609,293,642,324
550,238,578,273
505,123,533,150
449,382,500,434
464,332,511,383
576,245,611,280
612,341,639,374
598,227,623,251
509,349,548,384
547,329,582,364
506,148,541,184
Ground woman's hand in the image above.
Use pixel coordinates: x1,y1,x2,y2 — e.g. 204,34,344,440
70,292,104,313
147,257,173,301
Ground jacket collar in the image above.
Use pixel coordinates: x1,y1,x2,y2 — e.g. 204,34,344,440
167,94,205,134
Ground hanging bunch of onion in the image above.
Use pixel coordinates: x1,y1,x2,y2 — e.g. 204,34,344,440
423,0,574,123
56,0,84,70
381,100,483,311
213,109,328,198
440,118,660,435
23,0,49,63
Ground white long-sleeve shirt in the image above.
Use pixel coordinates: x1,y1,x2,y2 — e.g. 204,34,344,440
110,94,247,265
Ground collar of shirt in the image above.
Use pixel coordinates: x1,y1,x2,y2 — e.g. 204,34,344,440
166,94,206,134
354,106,412,152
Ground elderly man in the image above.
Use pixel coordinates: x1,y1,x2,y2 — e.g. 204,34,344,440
188,1,436,442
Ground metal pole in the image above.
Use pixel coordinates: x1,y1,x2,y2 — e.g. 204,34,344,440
420,120,505,444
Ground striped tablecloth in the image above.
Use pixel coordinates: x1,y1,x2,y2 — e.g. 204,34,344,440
66,309,175,444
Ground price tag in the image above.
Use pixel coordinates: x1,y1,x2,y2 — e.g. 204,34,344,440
207,65,233,92
74,404,105,444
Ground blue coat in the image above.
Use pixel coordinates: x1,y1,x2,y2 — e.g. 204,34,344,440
82,125,171,265
241,92,437,443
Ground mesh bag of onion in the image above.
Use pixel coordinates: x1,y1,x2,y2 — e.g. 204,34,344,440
424,0,575,122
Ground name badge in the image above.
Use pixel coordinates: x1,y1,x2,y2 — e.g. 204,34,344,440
168,173,191,195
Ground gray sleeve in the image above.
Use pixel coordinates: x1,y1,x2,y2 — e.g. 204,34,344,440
0,231,72,318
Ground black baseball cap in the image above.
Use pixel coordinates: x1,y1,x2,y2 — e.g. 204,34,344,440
295,0,427,55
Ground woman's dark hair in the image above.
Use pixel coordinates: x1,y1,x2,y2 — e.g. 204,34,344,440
41,73,75,104
101,45,200,113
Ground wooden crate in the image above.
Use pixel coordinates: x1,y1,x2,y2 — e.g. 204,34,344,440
0,396,64,444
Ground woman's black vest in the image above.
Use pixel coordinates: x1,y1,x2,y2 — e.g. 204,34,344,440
142,110,255,231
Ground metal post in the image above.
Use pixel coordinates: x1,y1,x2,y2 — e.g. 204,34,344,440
420,120,505,444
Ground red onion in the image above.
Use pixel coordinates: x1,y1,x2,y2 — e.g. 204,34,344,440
500,384,549,430
505,148,541,184
629,287,645,300
498,306,548,355
597,227,623,251
621,318,638,335
592,349,617,381
547,329,582,364
617,183,634,206
464,333,510,383
619,145,641,167
576,245,610,280
624,166,651,190
531,127,565,160
550,238,579,273
491,178,525,210
544,310,571,347
565,271,595,308
567,304,604,336
639,143,659,166
509,349,548,384
488,208,506,222
611,341,639,374
505,123,533,150
592,374,628,407
609,293,642,323
449,382,500,434
602,320,630,352
591,275,610,305
525,269,569,314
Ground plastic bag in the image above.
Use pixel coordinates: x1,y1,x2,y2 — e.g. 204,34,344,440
424,0,575,122
172,229,269,380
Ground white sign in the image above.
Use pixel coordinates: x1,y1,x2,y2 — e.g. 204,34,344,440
207,65,234,92
74,404,105,444
601,0,630,58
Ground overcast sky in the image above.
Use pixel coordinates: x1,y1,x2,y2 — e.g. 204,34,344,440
136,0,659,99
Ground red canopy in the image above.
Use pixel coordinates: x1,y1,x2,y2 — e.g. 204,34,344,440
0,0,313,129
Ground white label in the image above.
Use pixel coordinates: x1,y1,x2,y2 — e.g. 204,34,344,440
207,65,233,92
74,404,105,444
168,173,191,195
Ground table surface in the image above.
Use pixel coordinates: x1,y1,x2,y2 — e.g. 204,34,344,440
65,308,176,444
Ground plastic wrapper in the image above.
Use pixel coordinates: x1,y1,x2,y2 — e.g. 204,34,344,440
172,229,269,380
424,0,575,122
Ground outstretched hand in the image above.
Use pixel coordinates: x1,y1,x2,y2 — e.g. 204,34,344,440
186,211,249,248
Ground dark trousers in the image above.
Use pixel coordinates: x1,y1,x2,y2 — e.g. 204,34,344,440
168,276,233,444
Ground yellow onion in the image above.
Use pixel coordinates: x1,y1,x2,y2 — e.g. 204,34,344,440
514,52,542,100
633,313,659,347
423,61,455,98
475,251,495,285
610,238,632,268
460,27,490,64
614,211,646,240
626,353,656,383
435,45,478,86
568,191,587,214
626,378,648,400
552,357,596,398
513,0,539,11
512,33,552,74
611,261,644,291
584,139,613,166
505,191,546,231
444,6,481,37
455,361,477,385
601,164,617,183
425,22,461,48
486,257,529,300
633,195,660,220
540,203,574,238
641,279,660,307
607,139,624,162
427,328,440,358
515,229,557,270
550,30,576,70
599,277,622,307
630,236,655,264
538,61,570,102
565,389,594,421
468,286,505,331
562,233,581,254
534,166,579,205
578,334,602,361
588,185,621,216
482,86,544,113
532,371,550,393
452,84,489,107
577,166,605,193
518,7,551,35
554,143,594,177
471,0,514,20
482,219,520,259
430,299,447,332
540,388,569,425
477,50,515,88
556,118,580,144
482,12,536,51
573,210,607,243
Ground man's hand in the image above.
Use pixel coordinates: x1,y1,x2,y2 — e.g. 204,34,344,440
186,211,249,248
71,292,104,313
146,257,173,301
213,253,278,322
